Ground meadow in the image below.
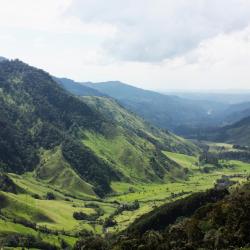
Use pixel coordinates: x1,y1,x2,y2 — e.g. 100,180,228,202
1,144,250,247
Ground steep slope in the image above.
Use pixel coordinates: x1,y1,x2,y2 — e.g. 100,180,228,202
0,59,118,197
0,59,198,197
81,97,199,182
57,78,250,139
82,96,198,155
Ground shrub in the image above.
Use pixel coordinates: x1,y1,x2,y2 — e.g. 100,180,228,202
46,192,56,200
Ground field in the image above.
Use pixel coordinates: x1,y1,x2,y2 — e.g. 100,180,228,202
1,144,250,247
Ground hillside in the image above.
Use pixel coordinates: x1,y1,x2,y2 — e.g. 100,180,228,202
57,79,250,139
111,183,250,250
214,116,250,146
0,59,198,198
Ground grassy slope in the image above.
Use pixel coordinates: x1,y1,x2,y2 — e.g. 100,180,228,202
81,96,199,184
35,147,96,199
82,96,199,155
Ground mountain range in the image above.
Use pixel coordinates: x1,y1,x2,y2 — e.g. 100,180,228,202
0,59,198,198
56,78,250,146
1,58,250,249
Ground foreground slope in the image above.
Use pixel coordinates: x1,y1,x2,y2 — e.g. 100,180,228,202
112,183,250,250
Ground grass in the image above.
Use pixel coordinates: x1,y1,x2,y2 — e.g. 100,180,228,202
1,145,250,244
4,174,116,234
35,147,96,199
83,131,157,181
105,151,250,232
163,151,198,170
0,219,77,248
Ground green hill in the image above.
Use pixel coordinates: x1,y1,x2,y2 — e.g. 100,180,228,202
81,96,199,183
0,59,198,198
199,116,250,147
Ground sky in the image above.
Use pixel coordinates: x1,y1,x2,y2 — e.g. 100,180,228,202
0,0,250,91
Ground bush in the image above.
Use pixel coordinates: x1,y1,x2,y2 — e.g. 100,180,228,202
2,233,58,249
73,211,99,221
74,235,109,250
103,217,117,228
46,192,56,200
32,193,41,199
73,211,88,220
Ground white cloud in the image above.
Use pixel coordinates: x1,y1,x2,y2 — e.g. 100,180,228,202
0,0,250,90
67,0,250,62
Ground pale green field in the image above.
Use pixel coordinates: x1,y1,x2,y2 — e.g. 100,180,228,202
1,149,250,242
106,151,250,232
163,151,198,170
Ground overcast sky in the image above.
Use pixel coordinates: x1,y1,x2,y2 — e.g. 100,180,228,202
1,0,250,90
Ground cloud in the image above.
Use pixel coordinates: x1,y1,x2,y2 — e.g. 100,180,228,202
0,0,250,90
66,0,250,62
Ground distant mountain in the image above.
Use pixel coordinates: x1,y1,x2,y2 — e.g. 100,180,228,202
214,116,250,146
55,77,104,97
0,60,198,198
56,79,250,140
222,102,250,125
58,80,228,134
0,56,7,62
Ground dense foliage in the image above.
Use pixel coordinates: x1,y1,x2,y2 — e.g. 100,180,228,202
0,60,199,196
111,183,250,249
126,188,228,235
0,59,117,195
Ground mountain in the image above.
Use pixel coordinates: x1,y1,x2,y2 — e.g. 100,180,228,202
56,79,228,134
54,77,104,97
222,102,250,125
0,56,7,62
0,59,198,198
213,116,250,146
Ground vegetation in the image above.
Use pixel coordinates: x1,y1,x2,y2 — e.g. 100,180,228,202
112,183,250,250
0,59,198,199
2,59,250,249
63,80,227,135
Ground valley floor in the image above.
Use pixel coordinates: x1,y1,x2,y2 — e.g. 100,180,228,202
1,143,250,249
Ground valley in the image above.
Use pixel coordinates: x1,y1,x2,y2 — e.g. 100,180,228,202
1,142,250,249
2,2,250,249
0,59,250,249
